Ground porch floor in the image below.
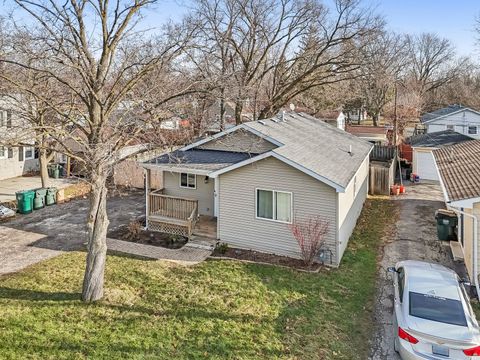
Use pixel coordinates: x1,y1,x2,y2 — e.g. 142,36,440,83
192,216,217,239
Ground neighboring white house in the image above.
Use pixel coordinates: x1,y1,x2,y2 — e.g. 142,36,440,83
142,112,373,266
407,130,473,181
421,105,480,139
0,96,39,181
433,140,480,289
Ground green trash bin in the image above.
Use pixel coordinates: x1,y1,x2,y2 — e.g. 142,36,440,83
15,190,35,214
435,209,457,241
47,164,54,177
33,188,47,210
46,187,58,206
49,164,60,179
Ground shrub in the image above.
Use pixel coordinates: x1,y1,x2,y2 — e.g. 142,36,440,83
288,214,330,266
216,243,229,254
124,220,142,241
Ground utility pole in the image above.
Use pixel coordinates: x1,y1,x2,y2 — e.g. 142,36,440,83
393,82,398,146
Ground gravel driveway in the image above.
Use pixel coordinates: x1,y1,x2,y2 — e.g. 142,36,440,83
369,181,465,359
0,190,145,275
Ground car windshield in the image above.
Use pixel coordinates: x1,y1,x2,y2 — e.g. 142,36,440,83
409,292,467,327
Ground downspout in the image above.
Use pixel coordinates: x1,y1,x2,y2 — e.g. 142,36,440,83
448,206,479,300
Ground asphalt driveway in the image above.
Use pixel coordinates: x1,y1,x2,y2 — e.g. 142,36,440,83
0,190,145,275
369,181,464,359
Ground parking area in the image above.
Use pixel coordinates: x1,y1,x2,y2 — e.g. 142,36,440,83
369,181,466,359
0,190,145,275
0,176,75,204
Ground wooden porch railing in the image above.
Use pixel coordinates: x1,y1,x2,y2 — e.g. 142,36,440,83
148,189,199,237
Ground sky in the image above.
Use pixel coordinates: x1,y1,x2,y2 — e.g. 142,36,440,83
1,0,479,56
139,0,480,56
377,0,479,56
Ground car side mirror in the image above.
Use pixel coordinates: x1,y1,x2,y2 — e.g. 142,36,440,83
387,267,397,273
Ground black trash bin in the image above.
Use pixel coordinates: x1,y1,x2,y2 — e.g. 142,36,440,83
435,209,458,241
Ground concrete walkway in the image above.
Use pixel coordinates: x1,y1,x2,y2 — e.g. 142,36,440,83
0,176,75,204
107,236,217,265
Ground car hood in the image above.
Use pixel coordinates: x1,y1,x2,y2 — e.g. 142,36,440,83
407,316,479,344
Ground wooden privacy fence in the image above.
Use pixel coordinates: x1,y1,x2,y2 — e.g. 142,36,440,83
370,145,396,161
368,144,397,195
147,189,199,237
369,159,397,195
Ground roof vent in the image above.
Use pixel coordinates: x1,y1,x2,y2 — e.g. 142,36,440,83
348,145,353,156
258,120,266,125
272,118,280,123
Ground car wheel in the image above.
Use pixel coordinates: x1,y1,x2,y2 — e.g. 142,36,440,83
394,337,399,353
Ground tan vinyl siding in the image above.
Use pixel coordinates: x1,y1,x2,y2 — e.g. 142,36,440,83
198,129,277,154
338,178,368,259
218,157,339,264
163,171,215,216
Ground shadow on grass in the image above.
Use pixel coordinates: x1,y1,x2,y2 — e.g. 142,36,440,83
0,287,81,301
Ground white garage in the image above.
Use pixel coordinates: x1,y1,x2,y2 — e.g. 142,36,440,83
413,148,439,181
408,130,473,182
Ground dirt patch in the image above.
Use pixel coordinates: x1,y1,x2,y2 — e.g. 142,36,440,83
211,247,323,271
108,222,187,250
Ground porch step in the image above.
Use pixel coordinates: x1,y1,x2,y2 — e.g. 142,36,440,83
188,236,217,251
450,241,464,261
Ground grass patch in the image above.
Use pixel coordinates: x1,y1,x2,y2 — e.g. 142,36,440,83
0,199,394,359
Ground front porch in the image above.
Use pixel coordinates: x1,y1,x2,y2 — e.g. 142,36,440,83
146,188,217,239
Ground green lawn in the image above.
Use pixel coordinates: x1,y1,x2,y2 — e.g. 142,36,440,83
0,199,395,359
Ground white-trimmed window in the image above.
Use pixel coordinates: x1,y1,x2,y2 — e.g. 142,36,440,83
180,173,196,189
0,110,5,127
24,146,34,160
256,189,292,223
0,146,6,159
468,125,478,135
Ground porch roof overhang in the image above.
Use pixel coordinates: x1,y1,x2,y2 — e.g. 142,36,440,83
141,149,259,176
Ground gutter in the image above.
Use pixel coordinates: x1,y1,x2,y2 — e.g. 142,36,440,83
448,206,480,300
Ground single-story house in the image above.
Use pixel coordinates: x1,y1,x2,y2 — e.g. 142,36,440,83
345,124,391,144
433,140,480,288
407,130,473,181
421,105,480,139
0,96,39,181
142,112,373,266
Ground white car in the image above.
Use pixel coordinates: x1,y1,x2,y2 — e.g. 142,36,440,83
389,260,480,359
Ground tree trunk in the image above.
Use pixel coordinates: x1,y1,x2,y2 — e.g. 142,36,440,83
82,170,109,302
39,149,49,188
372,113,379,127
235,100,243,125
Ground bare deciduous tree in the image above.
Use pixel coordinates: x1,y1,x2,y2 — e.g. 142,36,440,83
1,0,198,302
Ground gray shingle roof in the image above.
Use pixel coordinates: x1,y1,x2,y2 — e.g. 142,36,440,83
433,140,480,202
244,112,373,189
407,130,473,148
147,149,256,172
421,105,467,123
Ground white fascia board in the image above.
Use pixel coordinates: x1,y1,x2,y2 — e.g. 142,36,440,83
271,153,345,192
208,151,273,178
180,125,245,151
141,163,211,176
432,157,449,204
209,150,345,192
449,197,480,209
180,122,283,151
